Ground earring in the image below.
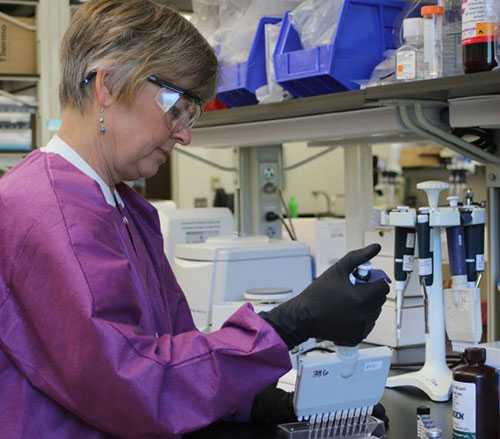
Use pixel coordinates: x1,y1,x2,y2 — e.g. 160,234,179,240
99,108,106,135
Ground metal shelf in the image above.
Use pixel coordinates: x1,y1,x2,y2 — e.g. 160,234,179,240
192,72,500,150
0,74,39,82
196,71,500,130
0,1,37,5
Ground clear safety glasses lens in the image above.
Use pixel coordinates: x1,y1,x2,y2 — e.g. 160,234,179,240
155,88,201,130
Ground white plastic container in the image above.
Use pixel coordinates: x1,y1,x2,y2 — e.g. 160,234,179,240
396,18,425,81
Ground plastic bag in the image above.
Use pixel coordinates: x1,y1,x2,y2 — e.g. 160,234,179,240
256,23,291,103
216,0,302,65
289,0,345,49
367,50,397,88
191,0,220,47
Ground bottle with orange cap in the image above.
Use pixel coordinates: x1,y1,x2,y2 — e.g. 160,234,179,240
422,5,445,79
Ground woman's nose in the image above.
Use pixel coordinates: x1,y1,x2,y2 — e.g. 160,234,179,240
173,126,192,146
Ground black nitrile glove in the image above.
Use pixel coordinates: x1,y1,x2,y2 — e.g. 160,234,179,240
250,385,296,425
260,244,389,349
373,402,389,431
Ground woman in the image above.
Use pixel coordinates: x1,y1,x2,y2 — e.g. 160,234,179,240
0,1,389,437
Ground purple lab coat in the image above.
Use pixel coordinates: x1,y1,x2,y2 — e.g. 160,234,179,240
0,150,291,438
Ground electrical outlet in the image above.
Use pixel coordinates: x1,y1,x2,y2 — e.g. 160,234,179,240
194,197,208,208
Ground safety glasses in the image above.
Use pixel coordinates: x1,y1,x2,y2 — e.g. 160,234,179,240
147,75,202,131
81,71,203,131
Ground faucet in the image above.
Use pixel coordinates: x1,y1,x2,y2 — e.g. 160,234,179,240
312,190,332,216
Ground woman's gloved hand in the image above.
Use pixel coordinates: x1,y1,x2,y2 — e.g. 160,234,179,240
250,386,389,431
260,244,389,349
250,385,296,425
373,402,390,431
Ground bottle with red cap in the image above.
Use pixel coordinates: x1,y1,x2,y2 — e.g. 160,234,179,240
452,347,499,438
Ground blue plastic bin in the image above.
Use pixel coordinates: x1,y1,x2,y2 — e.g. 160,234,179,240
273,0,406,98
216,16,282,108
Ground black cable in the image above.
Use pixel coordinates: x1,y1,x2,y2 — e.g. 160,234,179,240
278,216,296,241
278,189,297,240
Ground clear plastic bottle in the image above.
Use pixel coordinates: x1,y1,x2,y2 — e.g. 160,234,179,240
443,0,463,76
422,6,444,79
417,406,434,439
396,18,425,82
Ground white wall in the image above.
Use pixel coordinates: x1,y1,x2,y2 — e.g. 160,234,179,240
281,142,345,214
172,142,347,215
171,146,236,208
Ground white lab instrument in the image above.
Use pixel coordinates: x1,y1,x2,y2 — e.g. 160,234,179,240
483,341,500,369
174,235,312,331
282,217,346,277
278,346,391,438
150,201,234,264
278,262,391,437
386,181,455,402
480,341,500,418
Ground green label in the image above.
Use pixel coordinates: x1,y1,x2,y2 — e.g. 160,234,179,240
453,429,475,439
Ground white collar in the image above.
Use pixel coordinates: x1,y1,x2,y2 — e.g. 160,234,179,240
41,135,124,208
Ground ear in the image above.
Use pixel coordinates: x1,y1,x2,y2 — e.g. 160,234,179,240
94,70,115,108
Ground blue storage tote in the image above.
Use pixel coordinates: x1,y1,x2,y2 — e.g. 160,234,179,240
216,16,282,108
273,0,406,98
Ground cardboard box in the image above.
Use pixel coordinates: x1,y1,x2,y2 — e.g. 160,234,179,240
400,146,443,168
0,16,37,75
365,298,426,348
282,217,346,277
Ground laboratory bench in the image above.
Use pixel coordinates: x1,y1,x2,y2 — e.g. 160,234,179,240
187,386,452,438
186,347,454,438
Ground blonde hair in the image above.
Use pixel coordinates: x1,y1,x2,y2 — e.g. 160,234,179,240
60,0,218,110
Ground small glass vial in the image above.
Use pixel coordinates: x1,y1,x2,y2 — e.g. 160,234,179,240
422,6,444,79
396,18,425,82
426,427,442,438
417,406,433,438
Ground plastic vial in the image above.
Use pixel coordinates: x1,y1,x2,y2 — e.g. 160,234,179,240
422,6,444,79
462,0,499,73
396,18,425,82
417,406,433,439
452,347,499,438
443,0,463,76
349,262,372,285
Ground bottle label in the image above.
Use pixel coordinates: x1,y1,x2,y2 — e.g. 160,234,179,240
419,258,432,276
452,380,476,438
462,0,497,46
403,254,414,272
475,254,485,272
406,232,416,249
396,51,417,80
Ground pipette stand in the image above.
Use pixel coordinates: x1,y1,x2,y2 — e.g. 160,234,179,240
386,181,456,402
